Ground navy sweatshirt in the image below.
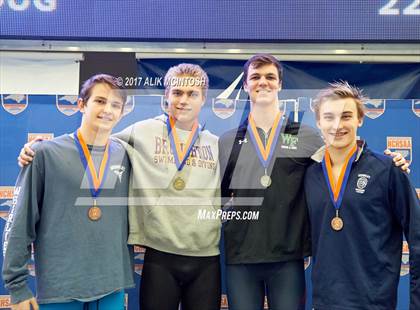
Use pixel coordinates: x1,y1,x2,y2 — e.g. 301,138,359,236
305,142,420,310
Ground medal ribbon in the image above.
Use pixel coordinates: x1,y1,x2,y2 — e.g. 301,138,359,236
247,112,283,169
321,144,357,211
166,116,200,171
74,130,111,199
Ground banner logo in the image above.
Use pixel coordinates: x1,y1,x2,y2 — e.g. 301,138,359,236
212,98,236,119
0,187,14,221
401,241,410,276
123,96,135,116
387,137,412,164
364,99,385,119
213,73,243,119
220,294,229,309
28,133,54,143
56,95,79,116
134,246,145,276
134,264,143,276
0,296,11,308
304,256,311,270
28,244,36,277
277,99,289,116
134,245,145,259
124,293,128,310
28,263,36,277
1,94,28,115
412,99,420,118
309,97,315,112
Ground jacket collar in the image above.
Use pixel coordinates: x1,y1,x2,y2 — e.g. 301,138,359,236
311,140,366,163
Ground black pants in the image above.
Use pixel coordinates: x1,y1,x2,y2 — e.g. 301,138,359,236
226,260,306,310
139,247,221,310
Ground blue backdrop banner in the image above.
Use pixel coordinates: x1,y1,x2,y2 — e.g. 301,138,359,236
0,58,418,309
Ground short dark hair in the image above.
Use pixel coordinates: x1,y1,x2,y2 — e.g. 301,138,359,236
79,74,127,106
243,54,283,84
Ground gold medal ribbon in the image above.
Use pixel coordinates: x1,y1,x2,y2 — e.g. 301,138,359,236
74,130,110,197
322,144,357,208
247,112,283,168
167,116,199,171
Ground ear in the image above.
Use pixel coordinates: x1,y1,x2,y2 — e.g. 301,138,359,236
316,119,321,130
278,81,282,92
358,117,364,127
243,82,249,93
77,98,85,113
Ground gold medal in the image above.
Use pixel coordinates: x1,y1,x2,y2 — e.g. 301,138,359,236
88,200,101,221
260,175,272,188
331,216,343,231
173,177,185,191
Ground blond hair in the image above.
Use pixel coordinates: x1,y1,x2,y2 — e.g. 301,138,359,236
164,63,209,96
313,81,367,120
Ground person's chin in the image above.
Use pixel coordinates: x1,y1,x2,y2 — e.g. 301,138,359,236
254,96,275,106
332,141,353,150
176,113,193,122
96,122,114,132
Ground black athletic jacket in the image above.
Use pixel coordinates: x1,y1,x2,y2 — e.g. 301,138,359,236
219,117,322,264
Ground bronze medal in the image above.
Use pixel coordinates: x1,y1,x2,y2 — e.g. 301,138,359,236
331,216,343,231
88,205,102,221
173,177,185,191
260,175,272,188
74,130,109,223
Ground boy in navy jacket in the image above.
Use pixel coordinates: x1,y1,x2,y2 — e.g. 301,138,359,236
305,81,420,310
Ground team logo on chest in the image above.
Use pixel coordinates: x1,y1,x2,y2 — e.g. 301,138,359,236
110,165,126,183
355,174,370,194
280,133,298,150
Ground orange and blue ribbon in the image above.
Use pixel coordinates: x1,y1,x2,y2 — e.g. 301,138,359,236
247,112,283,169
74,130,111,199
321,145,357,211
166,116,200,171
